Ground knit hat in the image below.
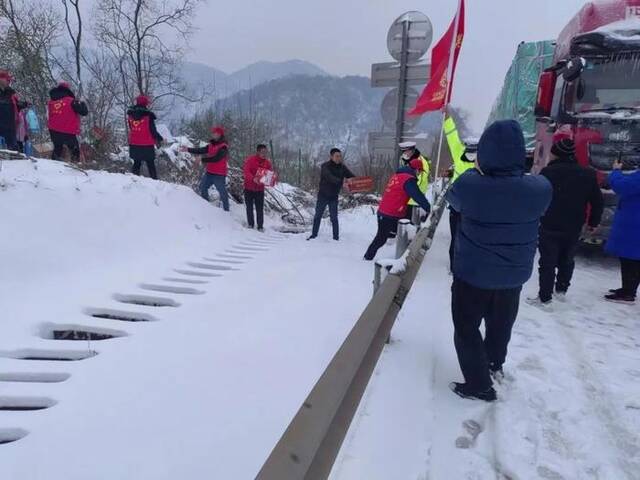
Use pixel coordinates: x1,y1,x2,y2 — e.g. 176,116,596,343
136,95,150,107
551,138,576,158
409,158,424,171
211,126,225,137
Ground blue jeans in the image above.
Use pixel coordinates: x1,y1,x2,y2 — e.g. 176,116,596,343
200,173,229,211
311,195,339,239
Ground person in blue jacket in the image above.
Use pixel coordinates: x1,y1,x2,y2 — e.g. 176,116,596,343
605,159,640,304
446,120,552,402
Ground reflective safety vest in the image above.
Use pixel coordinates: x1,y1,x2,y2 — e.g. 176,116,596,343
47,97,81,135
379,172,415,218
444,116,475,182
408,155,430,206
206,141,229,176
128,115,156,146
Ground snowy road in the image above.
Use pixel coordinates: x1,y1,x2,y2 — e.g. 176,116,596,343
0,161,382,479
331,226,640,480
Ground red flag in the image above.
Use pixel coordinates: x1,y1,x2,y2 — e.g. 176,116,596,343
409,0,465,115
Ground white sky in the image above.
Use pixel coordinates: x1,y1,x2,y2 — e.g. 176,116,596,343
189,0,589,133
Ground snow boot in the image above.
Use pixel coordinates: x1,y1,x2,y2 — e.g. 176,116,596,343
554,291,567,302
307,235,317,241
604,292,636,305
489,365,505,384
257,227,265,233
525,296,553,311
449,382,497,402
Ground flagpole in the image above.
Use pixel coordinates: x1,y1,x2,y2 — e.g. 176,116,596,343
434,0,462,193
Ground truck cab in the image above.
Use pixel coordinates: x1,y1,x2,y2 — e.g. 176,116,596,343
534,0,640,244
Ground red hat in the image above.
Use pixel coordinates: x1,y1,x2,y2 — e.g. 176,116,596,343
211,126,225,137
58,81,71,89
552,128,573,143
409,158,424,171
0,70,13,83
136,95,151,107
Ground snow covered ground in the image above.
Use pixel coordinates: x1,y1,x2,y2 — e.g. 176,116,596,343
0,159,384,479
331,226,640,480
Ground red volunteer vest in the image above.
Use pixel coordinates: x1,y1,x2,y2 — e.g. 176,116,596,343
378,172,415,218
48,97,80,135
128,115,156,146
206,142,229,176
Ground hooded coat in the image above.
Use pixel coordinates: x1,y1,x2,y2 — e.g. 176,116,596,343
605,170,640,260
446,120,552,289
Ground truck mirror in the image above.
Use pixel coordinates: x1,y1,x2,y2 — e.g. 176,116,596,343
563,56,586,82
535,71,556,118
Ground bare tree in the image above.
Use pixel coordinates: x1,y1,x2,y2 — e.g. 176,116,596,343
61,0,82,94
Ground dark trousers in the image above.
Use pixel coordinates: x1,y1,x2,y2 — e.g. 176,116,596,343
130,145,158,180
244,190,265,229
364,214,399,260
0,126,17,150
538,229,580,302
311,195,339,239
200,173,229,211
449,209,460,270
451,278,521,391
50,130,80,162
621,258,640,297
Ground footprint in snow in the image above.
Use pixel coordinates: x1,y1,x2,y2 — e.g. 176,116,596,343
455,419,484,449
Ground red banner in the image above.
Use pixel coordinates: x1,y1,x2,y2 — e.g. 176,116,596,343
345,176,375,193
409,0,465,115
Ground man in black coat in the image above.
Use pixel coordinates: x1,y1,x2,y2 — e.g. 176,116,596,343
527,137,604,308
308,148,355,241
0,70,28,150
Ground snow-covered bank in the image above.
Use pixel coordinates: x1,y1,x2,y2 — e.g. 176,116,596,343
331,225,640,480
0,159,382,478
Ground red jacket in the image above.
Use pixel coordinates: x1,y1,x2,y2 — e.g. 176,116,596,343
128,115,156,146
47,96,81,135
243,155,273,191
378,172,415,218
206,142,229,176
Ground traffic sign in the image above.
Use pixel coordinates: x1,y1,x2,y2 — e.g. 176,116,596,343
371,62,430,88
381,87,420,130
387,11,433,63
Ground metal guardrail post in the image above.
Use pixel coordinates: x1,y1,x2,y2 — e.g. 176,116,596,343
395,219,411,259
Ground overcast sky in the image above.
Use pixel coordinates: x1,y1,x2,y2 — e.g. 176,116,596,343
188,0,589,133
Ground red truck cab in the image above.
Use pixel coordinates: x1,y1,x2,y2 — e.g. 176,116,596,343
534,0,640,244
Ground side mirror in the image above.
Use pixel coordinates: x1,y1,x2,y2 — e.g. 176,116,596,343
535,71,556,118
563,56,586,82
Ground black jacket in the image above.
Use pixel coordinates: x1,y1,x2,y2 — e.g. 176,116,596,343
540,157,604,234
49,85,89,116
318,160,355,200
188,138,228,164
0,87,27,137
127,105,164,144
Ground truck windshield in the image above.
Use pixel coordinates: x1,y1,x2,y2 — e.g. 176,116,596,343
567,56,640,114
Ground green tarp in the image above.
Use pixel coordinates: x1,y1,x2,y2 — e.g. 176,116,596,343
487,41,555,150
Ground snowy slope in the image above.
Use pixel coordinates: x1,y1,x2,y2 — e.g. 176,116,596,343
331,226,640,480
0,159,382,479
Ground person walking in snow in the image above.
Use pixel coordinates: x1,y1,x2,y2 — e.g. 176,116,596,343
0,70,28,151
604,159,640,304
127,95,164,180
446,120,552,402
243,144,273,231
188,126,230,211
398,141,431,223
527,136,603,309
308,148,355,241
364,159,431,261
47,81,88,162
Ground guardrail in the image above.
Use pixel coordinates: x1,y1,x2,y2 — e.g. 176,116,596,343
256,188,449,480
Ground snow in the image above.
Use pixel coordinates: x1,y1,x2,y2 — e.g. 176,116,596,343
331,225,640,480
595,17,640,39
0,158,383,479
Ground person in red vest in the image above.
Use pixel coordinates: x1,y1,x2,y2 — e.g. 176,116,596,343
243,144,273,231
127,95,164,180
0,70,29,151
364,159,432,261
47,81,88,162
187,126,230,211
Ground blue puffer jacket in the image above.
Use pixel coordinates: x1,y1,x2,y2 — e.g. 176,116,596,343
605,170,640,260
446,120,552,289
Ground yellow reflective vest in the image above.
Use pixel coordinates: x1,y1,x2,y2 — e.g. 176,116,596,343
444,116,474,182
408,154,431,206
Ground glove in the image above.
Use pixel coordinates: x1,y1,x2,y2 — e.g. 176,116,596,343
445,169,454,178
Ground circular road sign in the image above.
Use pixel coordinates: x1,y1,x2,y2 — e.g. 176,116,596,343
387,11,433,63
